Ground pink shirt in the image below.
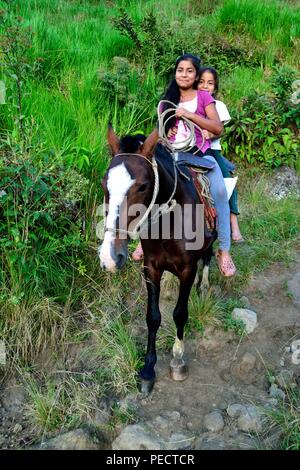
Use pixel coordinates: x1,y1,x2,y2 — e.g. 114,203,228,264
170,90,215,154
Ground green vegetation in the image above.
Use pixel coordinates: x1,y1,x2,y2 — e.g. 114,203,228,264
264,386,300,450
0,0,299,447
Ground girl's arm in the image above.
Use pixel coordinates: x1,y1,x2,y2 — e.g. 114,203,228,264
175,103,224,135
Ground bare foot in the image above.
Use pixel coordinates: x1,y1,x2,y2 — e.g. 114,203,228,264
230,213,244,242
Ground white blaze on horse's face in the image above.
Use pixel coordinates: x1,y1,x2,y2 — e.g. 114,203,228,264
99,163,135,272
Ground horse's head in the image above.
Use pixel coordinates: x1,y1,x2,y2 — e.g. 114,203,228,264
98,126,158,272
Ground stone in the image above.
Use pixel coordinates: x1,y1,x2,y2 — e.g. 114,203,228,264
269,384,286,400
227,404,246,418
269,166,300,201
232,308,257,334
239,296,251,308
195,434,226,450
291,340,300,353
39,429,101,450
152,416,169,432
287,273,300,307
164,411,181,422
195,432,258,450
13,423,22,434
112,424,162,450
1,380,26,413
237,406,263,433
275,370,294,389
203,411,225,432
166,432,195,450
92,408,111,427
218,401,228,411
118,394,139,413
265,398,278,409
239,352,256,372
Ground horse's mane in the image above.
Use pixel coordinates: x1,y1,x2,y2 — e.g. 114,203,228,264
119,134,197,197
120,134,146,153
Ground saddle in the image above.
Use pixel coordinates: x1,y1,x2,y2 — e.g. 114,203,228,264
175,152,216,233
190,168,216,233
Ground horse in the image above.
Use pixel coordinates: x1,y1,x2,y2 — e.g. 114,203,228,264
99,126,217,394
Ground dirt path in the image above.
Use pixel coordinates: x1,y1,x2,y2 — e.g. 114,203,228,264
1,253,299,450
127,252,300,450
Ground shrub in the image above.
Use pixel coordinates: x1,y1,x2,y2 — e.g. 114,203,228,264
0,149,89,298
223,67,300,167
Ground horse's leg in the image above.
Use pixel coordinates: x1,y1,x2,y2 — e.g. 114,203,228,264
198,243,214,297
139,264,162,394
170,266,197,381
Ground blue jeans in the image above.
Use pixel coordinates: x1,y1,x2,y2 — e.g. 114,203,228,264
202,154,231,251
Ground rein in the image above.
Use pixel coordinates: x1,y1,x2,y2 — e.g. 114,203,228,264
105,101,208,239
104,152,177,239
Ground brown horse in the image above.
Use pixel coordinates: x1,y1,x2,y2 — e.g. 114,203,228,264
99,126,216,394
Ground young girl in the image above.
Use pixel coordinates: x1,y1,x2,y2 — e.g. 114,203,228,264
198,67,244,243
133,53,236,277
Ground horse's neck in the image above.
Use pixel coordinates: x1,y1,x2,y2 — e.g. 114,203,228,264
156,160,178,204
157,159,193,206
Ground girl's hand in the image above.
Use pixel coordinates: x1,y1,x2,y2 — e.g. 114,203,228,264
202,129,215,140
175,108,192,119
167,127,177,138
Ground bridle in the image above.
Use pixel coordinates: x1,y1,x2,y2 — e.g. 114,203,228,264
104,99,205,239
104,152,177,239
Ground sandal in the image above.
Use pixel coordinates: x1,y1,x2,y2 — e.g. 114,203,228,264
132,242,144,261
215,249,236,277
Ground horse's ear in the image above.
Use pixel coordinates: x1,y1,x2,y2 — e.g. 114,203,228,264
140,128,159,159
107,123,120,155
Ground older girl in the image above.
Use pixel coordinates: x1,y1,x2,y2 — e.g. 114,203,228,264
133,54,236,277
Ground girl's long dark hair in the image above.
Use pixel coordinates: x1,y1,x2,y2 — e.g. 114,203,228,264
161,53,201,134
199,66,219,97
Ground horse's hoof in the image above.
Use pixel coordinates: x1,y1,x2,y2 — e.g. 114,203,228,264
170,359,188,381
138,377,155,395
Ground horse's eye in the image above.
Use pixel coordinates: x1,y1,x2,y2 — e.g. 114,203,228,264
138,183,147,192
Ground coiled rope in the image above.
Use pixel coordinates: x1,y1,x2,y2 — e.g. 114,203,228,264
157,100,213,204
104,100,213,239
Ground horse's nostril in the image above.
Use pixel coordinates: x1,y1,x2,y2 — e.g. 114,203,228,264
116,253,126,269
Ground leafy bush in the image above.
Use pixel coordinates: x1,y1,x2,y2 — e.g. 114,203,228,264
0,150,89,298
111,8,263,79
223,67,300,167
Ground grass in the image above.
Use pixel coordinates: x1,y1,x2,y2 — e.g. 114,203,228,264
210,172,300,294
0,0,300,449
216,0,300,49
221,67,268,107
24,371,97,436
263,386,300,450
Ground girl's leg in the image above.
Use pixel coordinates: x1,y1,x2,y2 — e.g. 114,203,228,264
212,152,244,242
203,154,236,276
229,189,244,242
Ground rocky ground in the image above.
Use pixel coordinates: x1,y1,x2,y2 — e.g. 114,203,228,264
110,252,300,450
1,249,299,450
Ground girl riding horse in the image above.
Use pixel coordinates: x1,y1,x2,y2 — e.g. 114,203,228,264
133,53,236,277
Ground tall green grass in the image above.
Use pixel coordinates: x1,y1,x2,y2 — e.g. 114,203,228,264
221,67,268,107
217,0,300,48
